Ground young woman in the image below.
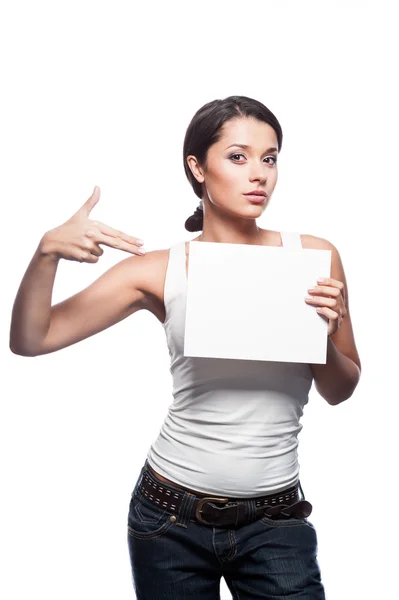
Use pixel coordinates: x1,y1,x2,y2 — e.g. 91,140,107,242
10,95,361,599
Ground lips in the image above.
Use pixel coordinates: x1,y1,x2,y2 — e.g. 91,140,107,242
245,191,267,197
244,191,267,204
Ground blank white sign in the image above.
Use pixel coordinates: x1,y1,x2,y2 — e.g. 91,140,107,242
184,241,332,364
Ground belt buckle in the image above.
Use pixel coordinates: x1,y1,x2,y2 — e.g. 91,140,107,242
195,496,229,524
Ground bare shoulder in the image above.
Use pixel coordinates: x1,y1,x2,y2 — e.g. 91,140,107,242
133,246,169,285
299,233,329,250
300,233,361,371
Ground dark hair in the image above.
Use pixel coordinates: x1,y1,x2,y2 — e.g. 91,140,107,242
183,95,283,232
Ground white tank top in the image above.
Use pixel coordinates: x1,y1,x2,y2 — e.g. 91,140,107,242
146,233,314,497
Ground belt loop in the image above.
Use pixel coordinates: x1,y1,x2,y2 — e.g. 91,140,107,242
175,492,196,528
249,499,258,524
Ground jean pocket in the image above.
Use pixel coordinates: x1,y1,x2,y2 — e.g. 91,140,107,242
260,514,314,528
127,494,176,540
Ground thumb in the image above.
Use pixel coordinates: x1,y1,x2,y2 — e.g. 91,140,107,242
81,185,100,216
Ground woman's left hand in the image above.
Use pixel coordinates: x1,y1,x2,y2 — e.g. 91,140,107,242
305,277,348,337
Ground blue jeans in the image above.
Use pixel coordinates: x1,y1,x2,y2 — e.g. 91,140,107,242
127,462,326,599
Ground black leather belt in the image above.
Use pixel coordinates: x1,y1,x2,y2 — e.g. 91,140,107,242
137,463,312,527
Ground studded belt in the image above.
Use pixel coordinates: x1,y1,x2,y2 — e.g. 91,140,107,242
137,463,312,527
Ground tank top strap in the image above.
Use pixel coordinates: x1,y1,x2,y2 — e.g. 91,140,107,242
164,241,186,309
280,232,303,249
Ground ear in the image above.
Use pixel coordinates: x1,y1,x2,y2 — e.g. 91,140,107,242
186,155,205,183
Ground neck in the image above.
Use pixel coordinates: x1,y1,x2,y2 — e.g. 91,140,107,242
198,228,264,245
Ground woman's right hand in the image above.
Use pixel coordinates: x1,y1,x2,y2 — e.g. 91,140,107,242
39,186,145,263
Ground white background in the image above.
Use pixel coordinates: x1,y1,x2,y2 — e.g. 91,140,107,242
2,1,397,598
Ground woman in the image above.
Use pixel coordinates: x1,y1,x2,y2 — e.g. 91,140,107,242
10,95,361,599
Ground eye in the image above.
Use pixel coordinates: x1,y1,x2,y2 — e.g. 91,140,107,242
229,153,277,165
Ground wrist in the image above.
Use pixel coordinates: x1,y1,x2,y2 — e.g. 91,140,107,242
38,233,61,261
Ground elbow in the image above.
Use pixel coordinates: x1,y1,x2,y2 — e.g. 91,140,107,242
327,394,352,406
9,330,44,356
326,380,361,406
9,343,39,357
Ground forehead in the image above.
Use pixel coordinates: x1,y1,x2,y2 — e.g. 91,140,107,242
217,117,277,147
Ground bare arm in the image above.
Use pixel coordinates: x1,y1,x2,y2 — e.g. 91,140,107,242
10,239,151,356
9,240,60,355
9,186,148,356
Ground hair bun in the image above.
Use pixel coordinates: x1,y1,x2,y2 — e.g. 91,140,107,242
193,205,204,218
185,202,204,232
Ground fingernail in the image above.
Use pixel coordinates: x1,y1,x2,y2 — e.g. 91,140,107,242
136,239,144,246
137,248,146,255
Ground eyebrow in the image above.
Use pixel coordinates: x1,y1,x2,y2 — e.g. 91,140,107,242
225,143,278,153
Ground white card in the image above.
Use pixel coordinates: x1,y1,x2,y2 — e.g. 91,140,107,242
184,241,332,364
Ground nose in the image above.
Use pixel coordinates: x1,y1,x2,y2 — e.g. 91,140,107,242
248,161,267,183
249,170,267,184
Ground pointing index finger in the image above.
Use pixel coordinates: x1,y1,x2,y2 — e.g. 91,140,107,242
97,221,143,245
